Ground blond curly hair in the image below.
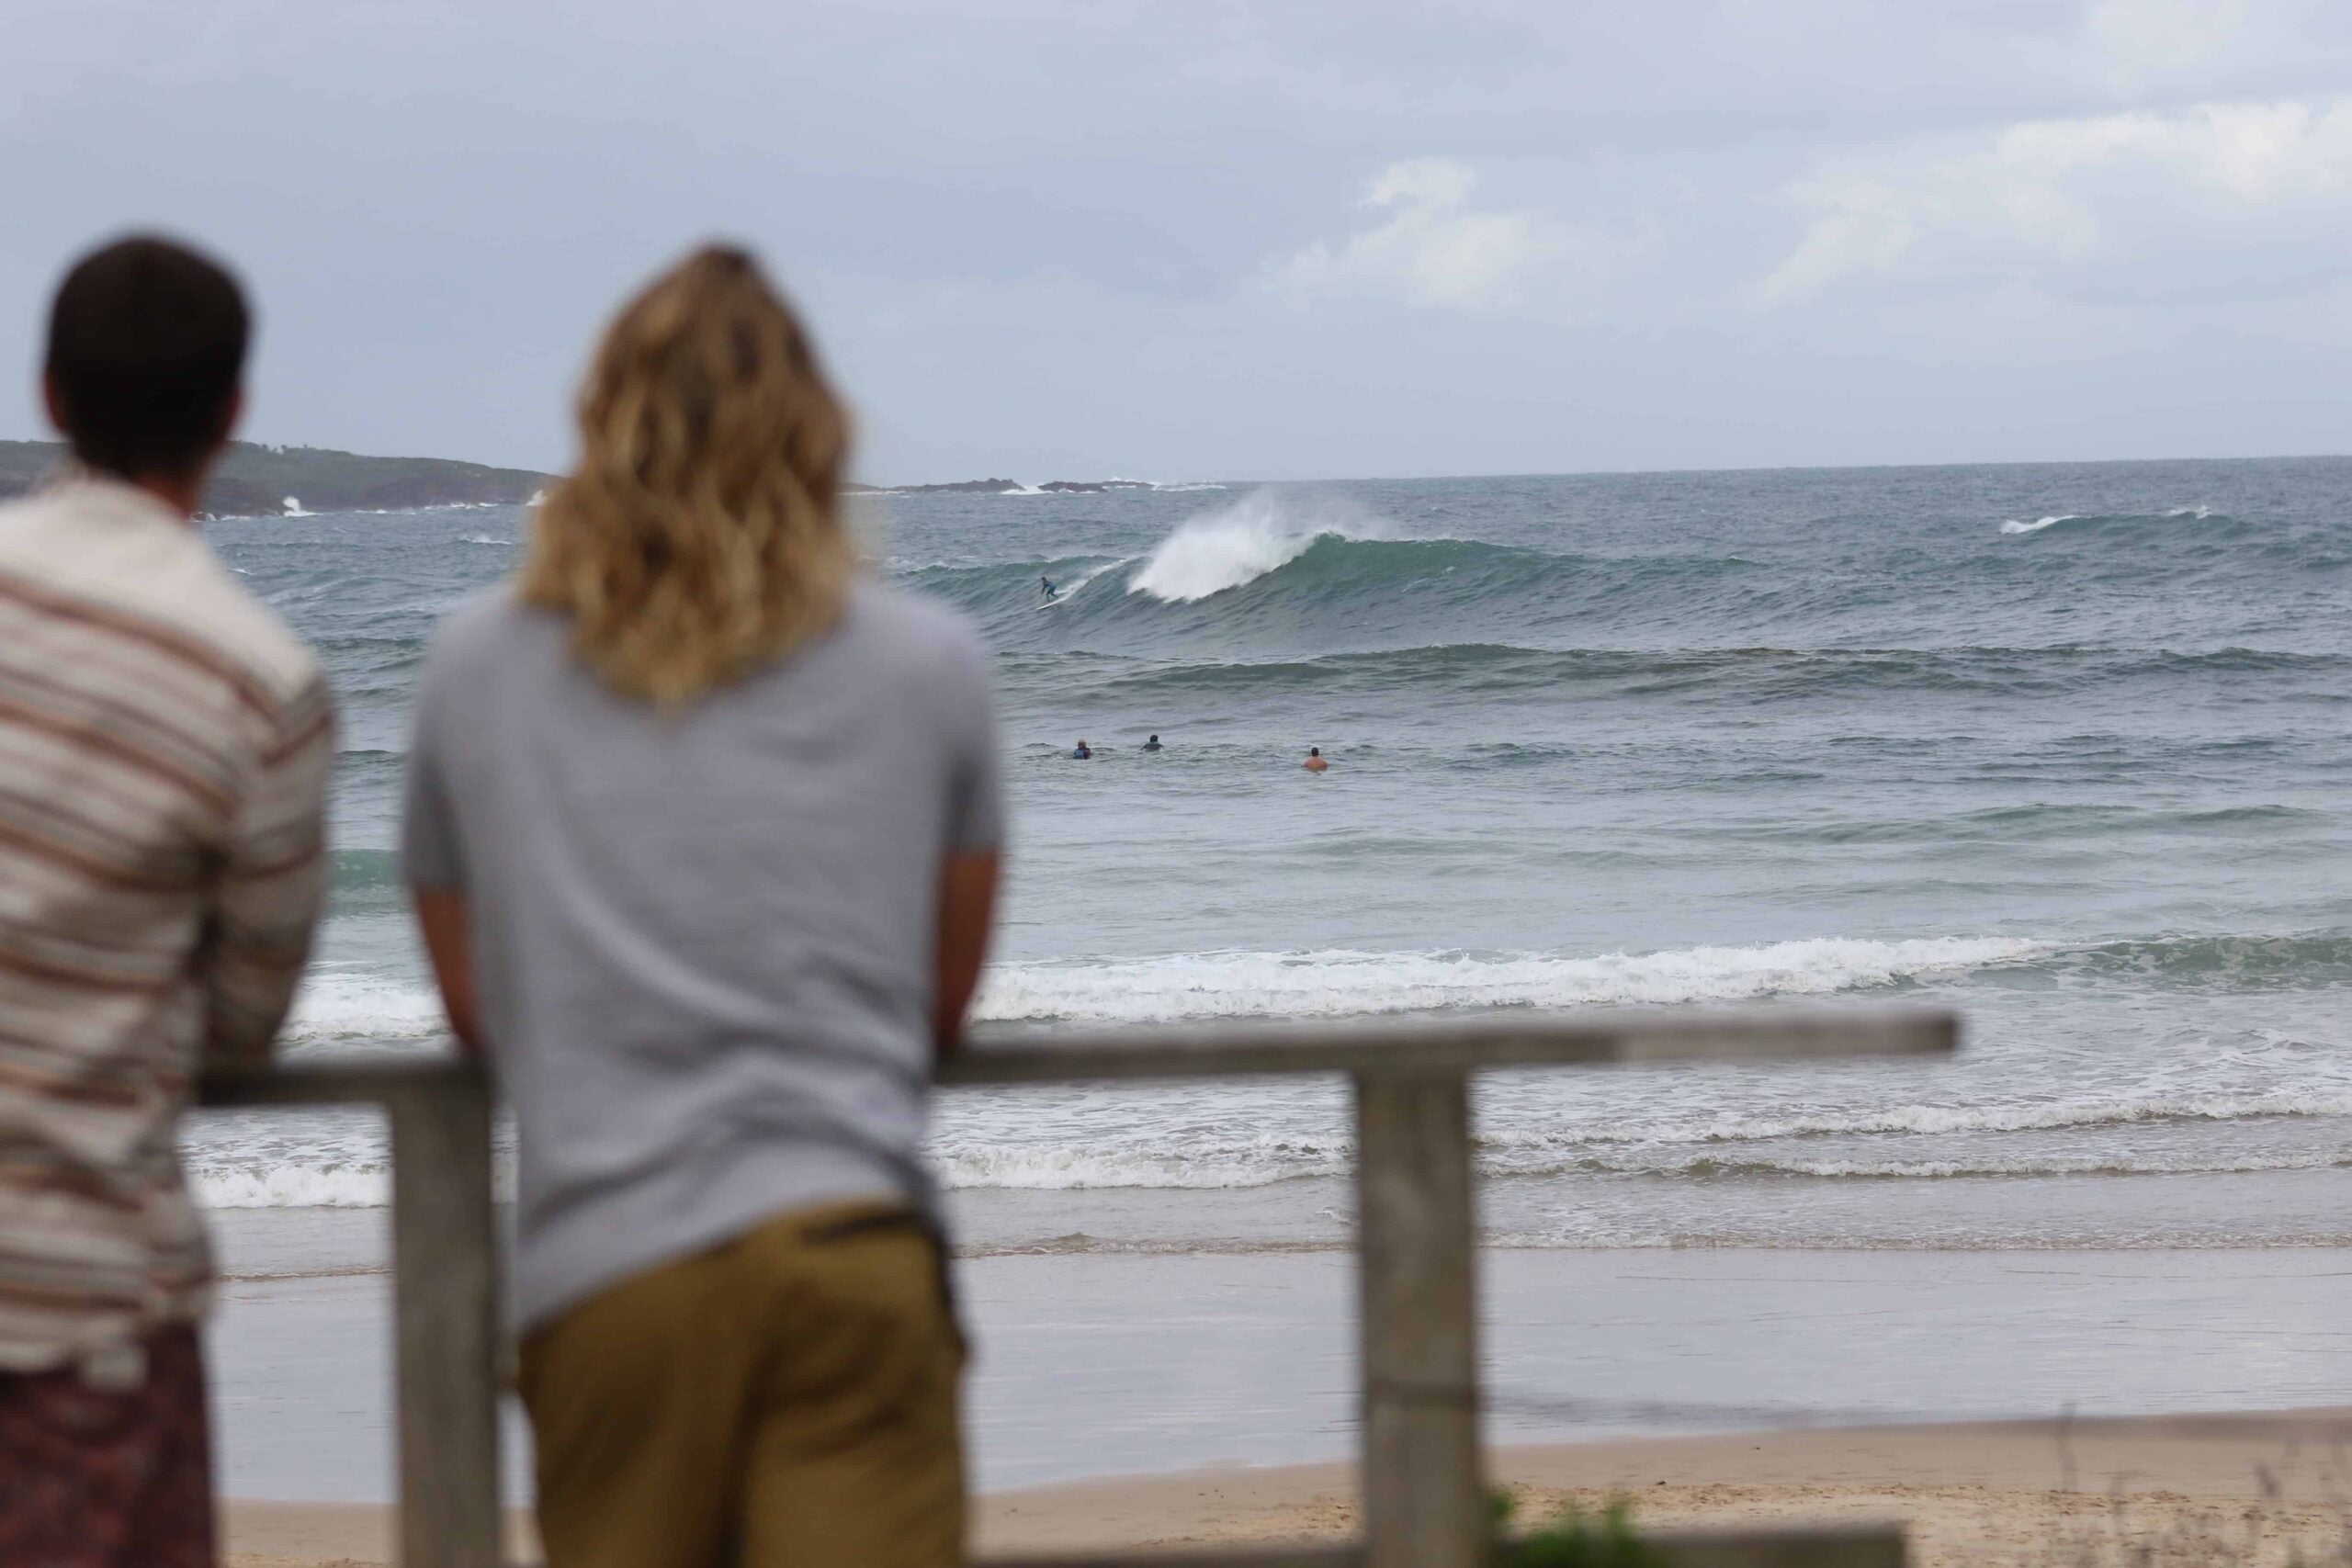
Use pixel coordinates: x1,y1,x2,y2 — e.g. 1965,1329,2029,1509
519,246,854,704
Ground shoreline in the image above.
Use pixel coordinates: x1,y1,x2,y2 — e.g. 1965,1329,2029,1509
224,1406,2352,1567
210,1244,2352,1501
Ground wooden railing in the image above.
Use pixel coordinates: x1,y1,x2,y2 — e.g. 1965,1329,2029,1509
200,1008,1954,1568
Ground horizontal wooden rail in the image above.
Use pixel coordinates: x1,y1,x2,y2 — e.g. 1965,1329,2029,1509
200,1007,1951,1568
200,1008,1958,1106
943,1008,1957,1084
987,1522,1908,1568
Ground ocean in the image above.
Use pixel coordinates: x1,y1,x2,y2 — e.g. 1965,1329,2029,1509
192,457,2352,1261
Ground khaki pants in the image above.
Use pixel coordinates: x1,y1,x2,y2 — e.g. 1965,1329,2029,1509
518,1201,966,1568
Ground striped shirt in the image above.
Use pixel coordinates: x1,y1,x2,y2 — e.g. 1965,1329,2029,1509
0,476,333,1374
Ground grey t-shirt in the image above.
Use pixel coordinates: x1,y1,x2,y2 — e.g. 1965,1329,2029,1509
401,582,1003,1332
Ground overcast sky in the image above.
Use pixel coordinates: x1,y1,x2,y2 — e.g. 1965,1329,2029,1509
9,0,2352,482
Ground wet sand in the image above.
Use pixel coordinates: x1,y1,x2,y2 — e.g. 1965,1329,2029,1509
210,1227,2352,1562
209,1229,2352,1501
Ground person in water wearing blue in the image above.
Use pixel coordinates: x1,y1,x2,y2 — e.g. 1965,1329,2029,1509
1071,739,1091,759
1040,575,1058,603
1142,735,1162,751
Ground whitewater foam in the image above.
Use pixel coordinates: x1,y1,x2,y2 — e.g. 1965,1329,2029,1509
935,1138,1351,1190
1474,1089,2352,1153
197,1163,392,1209
283,969,447,1043
914,1127,2352,1193
268,929,2352,1053
2003,506,2220,535
1557,1148,2352,1180
1126,490,1384,602
975,936,2037,1023
259,935,2037,1047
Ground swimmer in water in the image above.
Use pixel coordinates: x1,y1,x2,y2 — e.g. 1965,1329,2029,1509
1303,747,1329,773
1142,734,1162,752
1040,575,1059,603
1071,739,1092,760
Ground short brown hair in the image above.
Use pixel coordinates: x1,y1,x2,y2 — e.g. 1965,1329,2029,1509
44,235,249,479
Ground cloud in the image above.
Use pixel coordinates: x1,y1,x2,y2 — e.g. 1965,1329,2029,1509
1256,158,1650,318
2080,0,2252,89
1755,97,2352,308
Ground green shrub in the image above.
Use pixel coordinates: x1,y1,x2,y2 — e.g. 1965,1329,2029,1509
1493,1492,1669,1568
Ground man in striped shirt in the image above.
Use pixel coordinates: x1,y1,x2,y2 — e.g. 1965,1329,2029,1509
0,237,333,1567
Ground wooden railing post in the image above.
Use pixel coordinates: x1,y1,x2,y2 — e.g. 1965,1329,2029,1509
1354,1066,1484,1568
200,1010,1952,1568
387,1072,502,1568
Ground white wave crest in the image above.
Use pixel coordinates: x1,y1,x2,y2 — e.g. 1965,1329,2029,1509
975,936,2038,1024
1474,1089,2352,1154
196,1164,390,1209
258,935,2030,1057
935,1136,1351,1190
1125,490,1380,602
1999,514,2076,535
283,970,447,1043
460,534,510,547
931,1116,2352,1191
925,1089,2352,1193
1575,1148,2352,1179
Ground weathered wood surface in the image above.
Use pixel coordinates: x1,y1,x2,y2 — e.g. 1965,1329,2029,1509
200,1056,481,1108
195,1005,1956,1111
390,1075,502,1568
977,1522,1908,1568
942,1010,1956,1084
196,1022,1934,1568
201,1059,503,1568
1356,1068,1484,1568
979,1551,1358,1568
1649,1522,1908,1568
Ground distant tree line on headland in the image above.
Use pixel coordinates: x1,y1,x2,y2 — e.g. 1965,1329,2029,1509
0,441,1153,515
0,441,554,519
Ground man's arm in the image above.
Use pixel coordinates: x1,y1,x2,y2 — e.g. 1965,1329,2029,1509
202,673,334,1069
412,886,484,1056
933,850,1000,1056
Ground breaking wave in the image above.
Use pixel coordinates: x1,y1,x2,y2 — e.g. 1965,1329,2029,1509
283,969,447,1043
922,1090,2352,1191
976,936,2036,1023
252,930,2352,1051
1125,490,1389,602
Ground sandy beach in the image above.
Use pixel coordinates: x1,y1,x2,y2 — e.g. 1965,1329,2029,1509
223,1405,2352,1566
208,1231,2352,1500
209,1236,2352,1565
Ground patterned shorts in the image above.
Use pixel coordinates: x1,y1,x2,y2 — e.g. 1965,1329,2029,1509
0,1325,215,1568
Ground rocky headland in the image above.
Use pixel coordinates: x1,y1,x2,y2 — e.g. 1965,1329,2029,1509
0,442,1181,514
0,441,553,519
